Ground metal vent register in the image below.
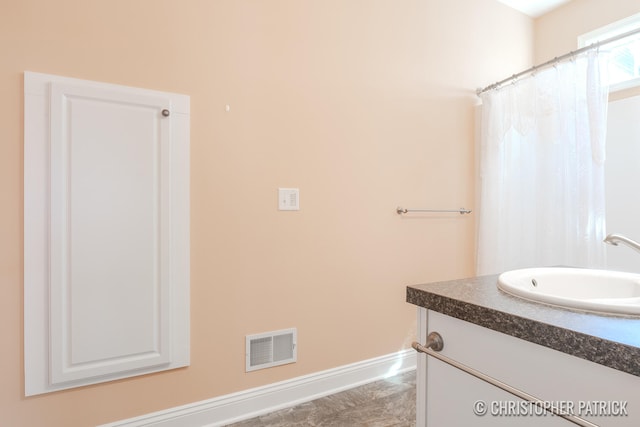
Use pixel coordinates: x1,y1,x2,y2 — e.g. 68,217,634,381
246,328,297,372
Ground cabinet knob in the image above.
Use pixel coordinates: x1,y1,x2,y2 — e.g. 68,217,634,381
162,109,170,117
412,331,444,353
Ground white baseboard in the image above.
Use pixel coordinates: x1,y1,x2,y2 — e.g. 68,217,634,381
99,349,416,427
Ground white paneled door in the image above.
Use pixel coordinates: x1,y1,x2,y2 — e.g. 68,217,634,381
24,72,190,395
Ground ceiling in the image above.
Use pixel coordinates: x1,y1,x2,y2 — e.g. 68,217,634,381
496,0,572,18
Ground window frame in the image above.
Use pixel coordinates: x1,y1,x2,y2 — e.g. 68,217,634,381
579,13,640,92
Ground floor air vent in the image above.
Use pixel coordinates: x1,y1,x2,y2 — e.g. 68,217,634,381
246,328,297,372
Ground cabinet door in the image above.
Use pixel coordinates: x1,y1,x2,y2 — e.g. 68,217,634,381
427,356,573,426
24,72,190,395
416,308,640,427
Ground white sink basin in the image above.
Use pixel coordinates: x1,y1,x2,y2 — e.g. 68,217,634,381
497,267,640,315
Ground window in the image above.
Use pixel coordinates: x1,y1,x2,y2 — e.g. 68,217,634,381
579,13,640,91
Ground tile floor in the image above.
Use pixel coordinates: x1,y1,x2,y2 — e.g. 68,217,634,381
226,369,416,426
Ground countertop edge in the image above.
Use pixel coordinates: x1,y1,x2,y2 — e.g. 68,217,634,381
406,285,640,377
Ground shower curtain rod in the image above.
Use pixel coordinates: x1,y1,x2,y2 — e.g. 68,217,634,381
477,26,640,95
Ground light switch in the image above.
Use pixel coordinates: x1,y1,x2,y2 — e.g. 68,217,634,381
278,188,300,211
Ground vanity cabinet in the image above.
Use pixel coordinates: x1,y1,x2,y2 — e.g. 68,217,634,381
416,308,639,426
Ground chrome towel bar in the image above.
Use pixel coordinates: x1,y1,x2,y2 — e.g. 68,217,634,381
397,207,472,215
412,334,597,427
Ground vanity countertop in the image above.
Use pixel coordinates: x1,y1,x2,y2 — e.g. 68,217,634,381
406,274,640,377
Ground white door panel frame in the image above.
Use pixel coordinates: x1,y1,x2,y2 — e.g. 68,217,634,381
24,71,190,396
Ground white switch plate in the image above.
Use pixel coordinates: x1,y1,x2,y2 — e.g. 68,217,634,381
278,188,299,211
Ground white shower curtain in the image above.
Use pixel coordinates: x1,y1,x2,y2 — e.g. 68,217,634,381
476,51,610,276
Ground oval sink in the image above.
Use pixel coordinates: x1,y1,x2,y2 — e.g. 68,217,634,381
497,267,640,315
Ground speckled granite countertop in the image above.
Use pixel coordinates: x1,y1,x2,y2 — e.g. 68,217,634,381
406,274,640,377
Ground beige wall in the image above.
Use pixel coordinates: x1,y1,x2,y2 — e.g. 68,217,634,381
0,1,531,425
